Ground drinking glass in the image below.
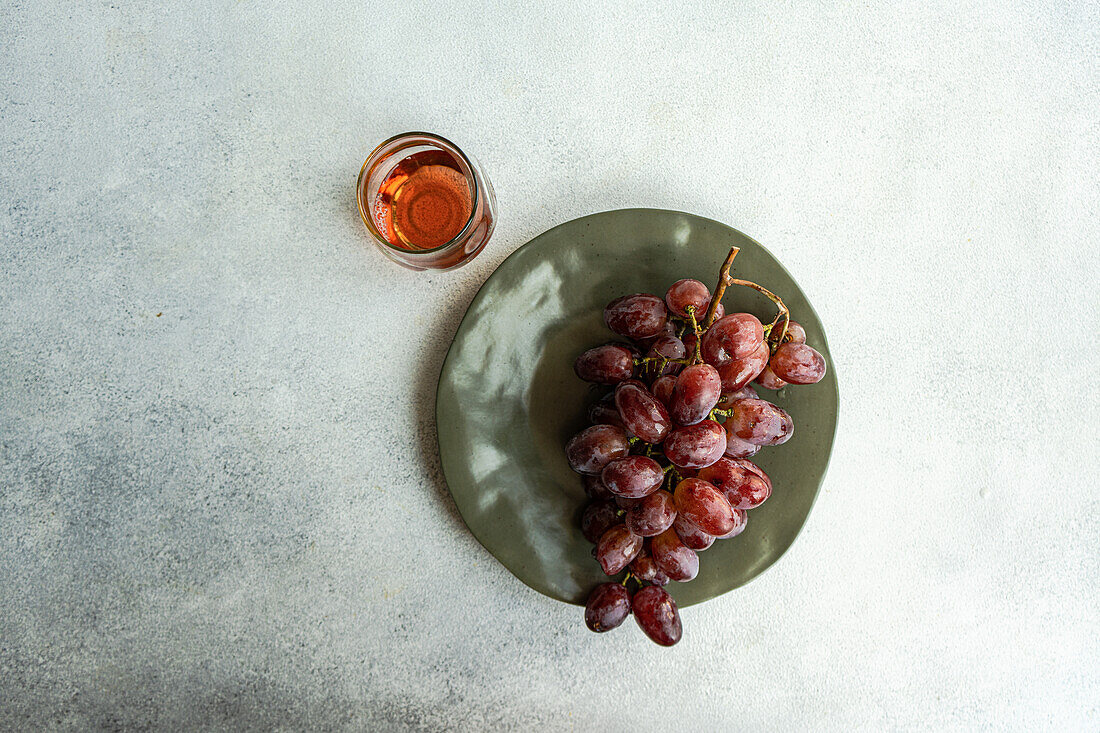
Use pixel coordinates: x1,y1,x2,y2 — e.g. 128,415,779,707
356,132,497,271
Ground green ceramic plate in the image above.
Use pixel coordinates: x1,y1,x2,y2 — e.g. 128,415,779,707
436,209,837,607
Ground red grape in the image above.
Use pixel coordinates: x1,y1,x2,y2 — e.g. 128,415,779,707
614,380,671,444
697,457,771,509
665,279,712,318
733,474,770,510
716,339,769,392
729,398,794,446
650,527,699,581
588,395,630,432
723,431,760,459
771,342,827,385
717,384,759,408
601,455,665,499
625,490,677,537
585,583,632,632
581,500,621,543
783,320,807,344
651,375,676,406
646,334,686,375
662,420,726,468
566,424,630,475
730,458,772,493
604,294,668,340
636,320,677,349
673,514,715,550
632,585,682,646
595,525,644,575
701,313,764,365
614,495,641,510
630,545,671,586
713,508,748,539
668,363,722,426
681,330,698,356
754,362,788,390
583,474,615,501
673,477,737,536
712,302,725,320
574,344,635,385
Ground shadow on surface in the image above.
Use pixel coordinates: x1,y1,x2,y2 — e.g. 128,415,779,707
412,278,489,539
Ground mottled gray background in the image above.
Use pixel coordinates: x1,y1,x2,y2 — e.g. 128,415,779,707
1,1,1097,730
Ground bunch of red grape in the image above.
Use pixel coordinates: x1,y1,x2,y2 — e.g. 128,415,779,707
567,256,826,646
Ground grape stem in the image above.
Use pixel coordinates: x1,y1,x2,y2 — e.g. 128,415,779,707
635,356,691,366
728,278,790,349
685,306,703,364
702,247,740,328
663,466,681,491
701,246,791,349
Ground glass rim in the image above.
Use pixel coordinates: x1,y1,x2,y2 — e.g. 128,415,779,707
356,131,481,256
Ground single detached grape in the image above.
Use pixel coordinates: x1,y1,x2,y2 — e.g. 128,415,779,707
754,362,788,391
633,585,682,646
585,583,632,632
729,398,794,446
614,380,671,444
698,457,771,509
716,339,770,392
566,424,631,475
713,508,748,539
650,527,700,582
672,514,715,550
646,334,687,376
625,490,678,537
669,363,722,426
601,455,665,499
630,545,670,586
701,313,764,365
581,500,622,543
588,395,630,432
673,477,737,536
651,375,676,407
723,430,760,459
595,525,644,575
662,420,726,469
665,279,712,318
770,342,827,385
574,344,635,385
604,294,668,340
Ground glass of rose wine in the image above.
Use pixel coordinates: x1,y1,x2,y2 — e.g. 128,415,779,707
356,132,497,270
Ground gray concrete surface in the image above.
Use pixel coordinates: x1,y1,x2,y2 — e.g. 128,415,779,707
1,1,1097,730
